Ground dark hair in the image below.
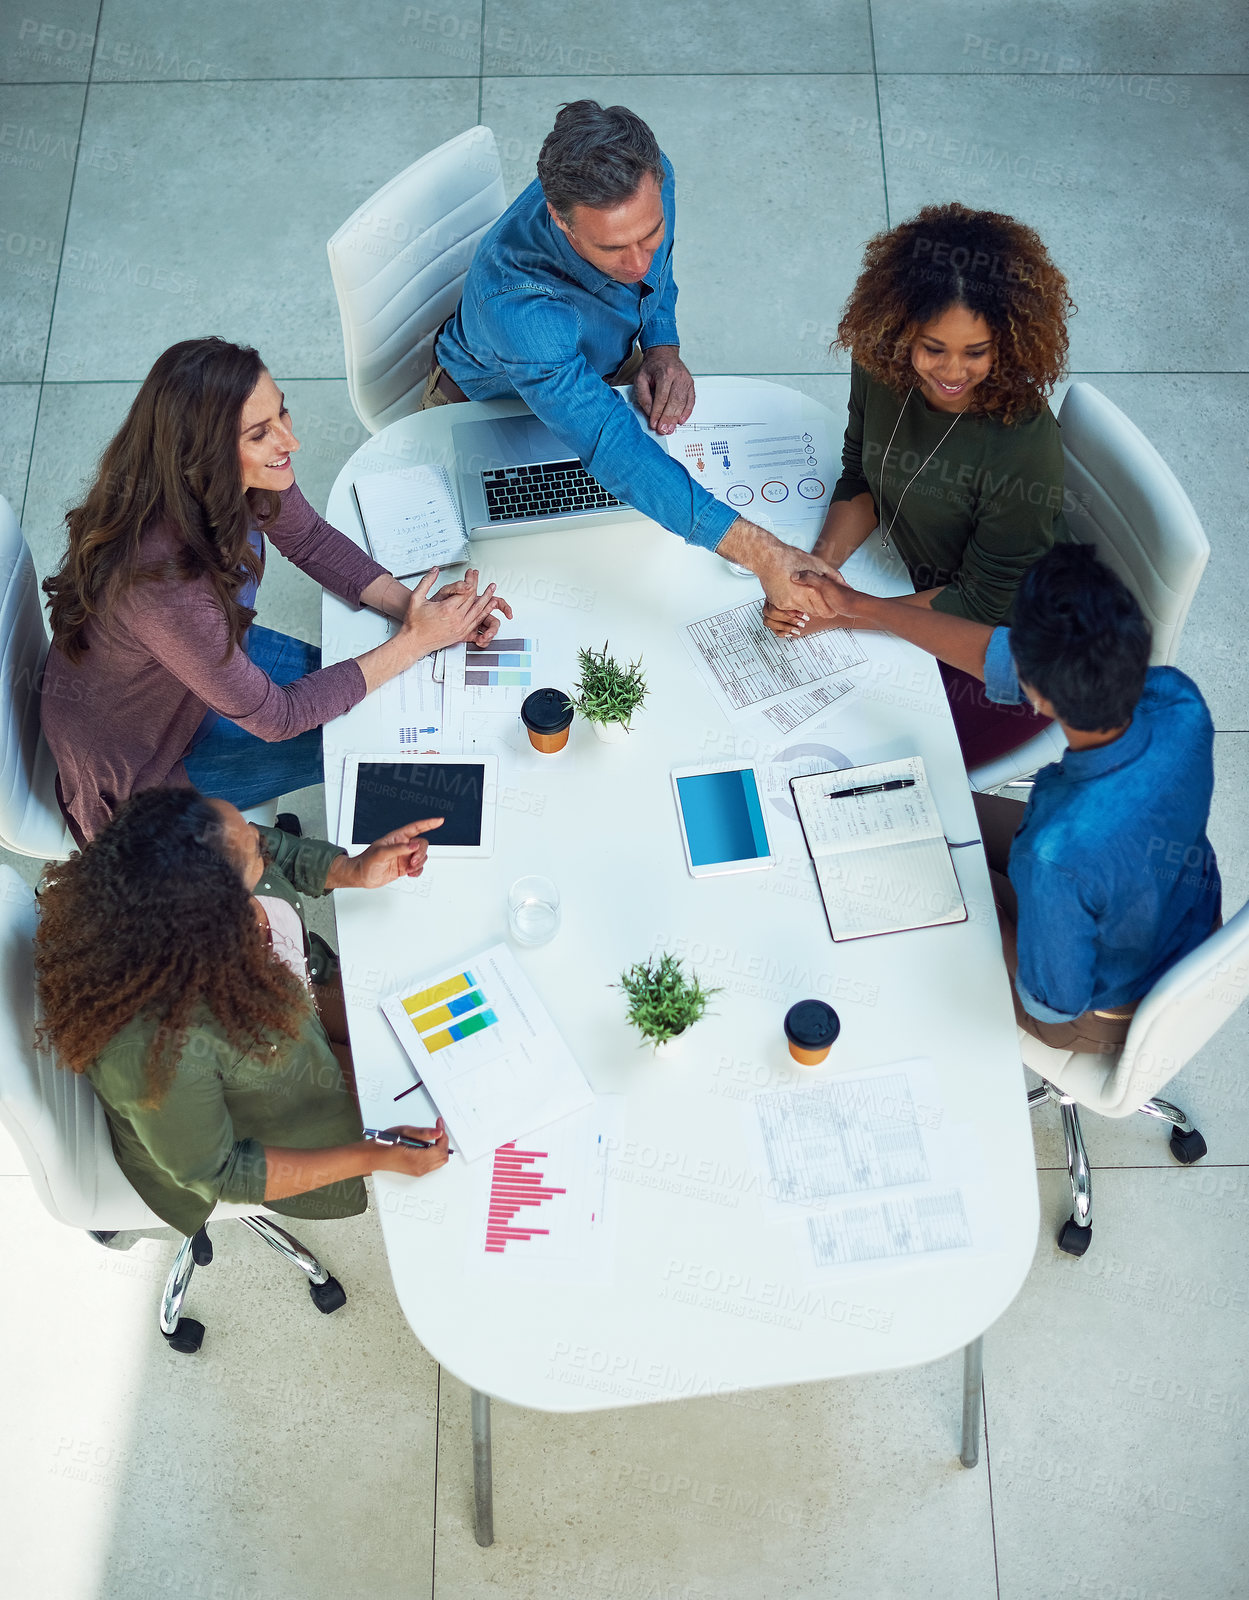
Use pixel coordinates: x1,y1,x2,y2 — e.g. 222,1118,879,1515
43,336,279,665
837,203,1074,425
1010,545,1151,731
536,100,663,221
35,787,308,1105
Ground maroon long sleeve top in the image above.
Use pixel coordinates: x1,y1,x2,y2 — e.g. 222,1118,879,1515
40,482,388,843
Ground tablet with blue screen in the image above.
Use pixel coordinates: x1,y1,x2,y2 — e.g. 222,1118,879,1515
670,764,774,878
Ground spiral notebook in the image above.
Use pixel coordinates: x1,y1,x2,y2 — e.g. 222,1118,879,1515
789,756,967,942
352,464,471,578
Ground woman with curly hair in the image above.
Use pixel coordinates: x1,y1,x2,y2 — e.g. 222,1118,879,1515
767,204,1076,766
40,336,511,845
35,786,449,1237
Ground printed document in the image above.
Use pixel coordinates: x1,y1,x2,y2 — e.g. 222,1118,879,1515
684,599,864,717
466,1099,621,1285
381,943,592,1163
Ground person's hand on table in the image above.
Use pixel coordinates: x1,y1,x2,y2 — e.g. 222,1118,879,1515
431,568,514,648
326,818,443,890
371,1119,451,1177
393,567,503,660
633,345,695,436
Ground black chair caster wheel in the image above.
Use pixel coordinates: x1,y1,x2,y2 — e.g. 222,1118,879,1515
1058,1218,1092,1256
1169,1128,1207,1164
309,1276,346,1314
163,1317,205,1354
275,812,303,837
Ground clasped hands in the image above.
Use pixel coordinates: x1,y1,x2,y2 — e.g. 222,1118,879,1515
761,561,859,638
400,565,514,655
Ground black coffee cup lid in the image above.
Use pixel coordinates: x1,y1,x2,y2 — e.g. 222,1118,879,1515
521,687,573,733
784,1000,840,1049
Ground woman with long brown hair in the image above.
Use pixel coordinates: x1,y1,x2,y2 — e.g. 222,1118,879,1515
40,336,509,843
35,786,449,1238
766,203,1076,767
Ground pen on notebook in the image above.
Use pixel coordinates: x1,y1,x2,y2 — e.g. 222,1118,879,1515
827,778,916,800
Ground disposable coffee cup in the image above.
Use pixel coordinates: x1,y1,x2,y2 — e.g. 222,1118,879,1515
521,687,573,754
783,1000,840,1066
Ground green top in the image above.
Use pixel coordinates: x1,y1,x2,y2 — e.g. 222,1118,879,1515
85,827,366,1237
831,363,1072,624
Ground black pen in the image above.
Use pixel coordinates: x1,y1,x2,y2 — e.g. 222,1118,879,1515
827,778,916,800
364,1126,439,1150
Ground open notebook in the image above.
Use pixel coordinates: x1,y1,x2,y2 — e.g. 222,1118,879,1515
790,756,967,942
352,464,471,578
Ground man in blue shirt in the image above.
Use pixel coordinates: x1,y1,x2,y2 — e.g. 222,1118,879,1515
799,545,1221,1052
423,100,837,616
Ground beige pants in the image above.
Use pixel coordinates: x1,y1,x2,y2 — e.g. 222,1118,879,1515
974,792,1138,1055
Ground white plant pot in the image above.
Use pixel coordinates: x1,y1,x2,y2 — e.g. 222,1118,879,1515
648,1029,687,1058
593,718,631,744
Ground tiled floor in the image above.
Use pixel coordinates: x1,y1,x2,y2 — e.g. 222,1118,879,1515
2,4,1247,1596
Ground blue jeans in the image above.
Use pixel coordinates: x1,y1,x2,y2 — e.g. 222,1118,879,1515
183,626,324,809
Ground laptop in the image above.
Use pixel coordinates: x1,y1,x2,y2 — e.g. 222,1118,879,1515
452,414,634,538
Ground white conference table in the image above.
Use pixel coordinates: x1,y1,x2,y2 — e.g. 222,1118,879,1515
321,377,1039,1545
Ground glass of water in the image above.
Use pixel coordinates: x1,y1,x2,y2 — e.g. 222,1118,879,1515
507,876,561,946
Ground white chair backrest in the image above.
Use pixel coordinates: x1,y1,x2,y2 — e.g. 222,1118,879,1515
1058,382,1209,666
1099,898,1249,1114
327,126,507,434
0,865,160,1229
0,496,74,860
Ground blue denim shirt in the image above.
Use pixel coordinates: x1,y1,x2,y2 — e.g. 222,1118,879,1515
436,155,737,552
984,628,1221,1021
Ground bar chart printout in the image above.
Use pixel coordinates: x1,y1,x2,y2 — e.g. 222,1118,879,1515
486,1144,567,1252
381,944,593,1163
465,637,535,689
470,1100,619,1285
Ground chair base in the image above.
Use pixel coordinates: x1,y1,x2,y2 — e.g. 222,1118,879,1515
1028,1080,1207,1253
158,1215,345,1355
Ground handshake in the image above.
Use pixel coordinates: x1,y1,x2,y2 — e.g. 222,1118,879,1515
763,565,867,640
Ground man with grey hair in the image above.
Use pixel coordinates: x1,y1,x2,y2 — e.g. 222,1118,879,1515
424,100,837,613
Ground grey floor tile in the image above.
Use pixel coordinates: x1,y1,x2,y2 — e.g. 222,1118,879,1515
0,1176,440,1600
987,1169,1249,1600
872,0,1249,74
0,84,85,380
0,4,96,83
0,382,40,511
45,78,479,382
481,0,871,76
876,74,1249,373
90,0,480,81
433,1367,996,1600
482,75,887,375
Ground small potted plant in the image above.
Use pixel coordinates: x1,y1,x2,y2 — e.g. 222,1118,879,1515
571,642,647,743
614,953,719,1052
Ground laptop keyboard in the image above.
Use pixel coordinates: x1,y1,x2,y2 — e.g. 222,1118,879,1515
481,459,624,523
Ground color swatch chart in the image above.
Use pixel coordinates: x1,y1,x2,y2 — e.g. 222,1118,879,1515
465,637,534,689
401,969,498,1054
485,1141,569,1252
381,944,593,1164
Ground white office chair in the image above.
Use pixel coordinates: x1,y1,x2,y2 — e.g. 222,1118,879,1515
0,492,278,845
1021,899,1249,1256
970,382,1210,793
0,865,346,1353
0,495,76,860
327,125,507,434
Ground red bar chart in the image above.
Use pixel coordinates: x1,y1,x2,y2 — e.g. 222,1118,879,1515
484,1142,567,1253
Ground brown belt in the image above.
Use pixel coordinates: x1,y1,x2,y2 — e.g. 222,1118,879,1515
434,365,469,403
